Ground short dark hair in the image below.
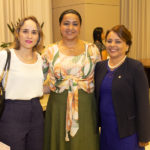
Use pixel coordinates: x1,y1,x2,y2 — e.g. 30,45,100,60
59,9,82,25
93,27,103,43
105,25,132,54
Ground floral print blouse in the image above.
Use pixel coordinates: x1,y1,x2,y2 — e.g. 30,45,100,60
42,41,101,141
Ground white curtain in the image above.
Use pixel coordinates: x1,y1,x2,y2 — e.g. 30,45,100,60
0,0,53,48
120,0,150,59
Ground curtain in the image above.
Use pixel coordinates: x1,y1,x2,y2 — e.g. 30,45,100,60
0,0,53,48
120,0,150,59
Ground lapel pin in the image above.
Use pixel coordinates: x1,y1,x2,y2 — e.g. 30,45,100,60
118,75,122,78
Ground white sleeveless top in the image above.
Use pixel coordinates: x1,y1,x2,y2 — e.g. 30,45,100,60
0,49,44,100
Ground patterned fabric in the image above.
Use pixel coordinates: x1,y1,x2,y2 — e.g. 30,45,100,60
42,41,101,141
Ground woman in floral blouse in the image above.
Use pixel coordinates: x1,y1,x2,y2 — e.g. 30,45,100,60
42,9,101,150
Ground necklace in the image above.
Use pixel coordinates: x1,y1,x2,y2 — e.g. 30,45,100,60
59,40,85,56
20,54,34,60
15,50,36,64
108,56,127,69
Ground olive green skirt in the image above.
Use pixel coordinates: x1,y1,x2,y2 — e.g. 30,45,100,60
43,90,99,150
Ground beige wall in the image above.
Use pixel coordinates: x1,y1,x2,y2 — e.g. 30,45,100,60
52,0,120,43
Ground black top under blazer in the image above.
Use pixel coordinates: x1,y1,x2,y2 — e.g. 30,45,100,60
94,57,150,142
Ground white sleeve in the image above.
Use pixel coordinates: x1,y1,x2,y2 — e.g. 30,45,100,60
0,50,7,75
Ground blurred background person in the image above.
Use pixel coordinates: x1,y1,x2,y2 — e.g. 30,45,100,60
93,27,107,60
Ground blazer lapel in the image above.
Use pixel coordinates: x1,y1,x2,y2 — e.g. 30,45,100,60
95,61,108,101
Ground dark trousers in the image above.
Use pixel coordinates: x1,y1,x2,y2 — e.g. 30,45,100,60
0,98,44,150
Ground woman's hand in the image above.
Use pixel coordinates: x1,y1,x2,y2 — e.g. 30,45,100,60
139,141,150,147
